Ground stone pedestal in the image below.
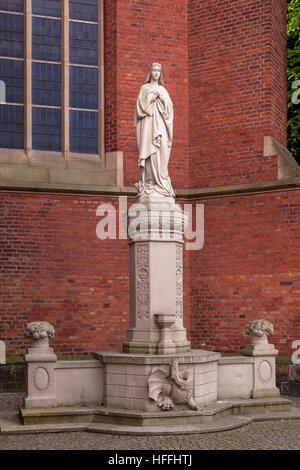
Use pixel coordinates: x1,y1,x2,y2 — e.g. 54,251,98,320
25,347,57,408
242,320,280,398
123,202,190,354
94,200,222,415
24,321,57,408
95,350,220,412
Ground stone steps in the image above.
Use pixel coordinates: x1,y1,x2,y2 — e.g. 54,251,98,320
0,396,298,434
1,407,300,436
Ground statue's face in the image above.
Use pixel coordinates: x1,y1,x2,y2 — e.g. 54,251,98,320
151,65,161,81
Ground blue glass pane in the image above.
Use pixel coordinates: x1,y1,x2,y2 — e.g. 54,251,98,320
69,22,97,66
0,59,23,103
70,66,97,109
69,0,97,22
32,107,61,151
0,0,23,12
0,104,24,149
32,62,61,106
32,0,61,18
0,13,24,58
70,110,97,154
32,17,61,62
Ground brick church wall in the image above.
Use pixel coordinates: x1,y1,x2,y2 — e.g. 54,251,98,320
188,0,287,187
0,0,298,359
188,190,300,356
0,189,299,357
106,0,190,189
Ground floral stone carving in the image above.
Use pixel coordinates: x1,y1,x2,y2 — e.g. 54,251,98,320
245,319,274,346
25,321,55,348
148,360,202,411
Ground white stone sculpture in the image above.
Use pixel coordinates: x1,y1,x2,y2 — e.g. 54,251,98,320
242,319,279,398
24,321,57,408
134,63,175,202
243,318,278,356
148,360,201,411
245,319,274,346
25,321,55,348
0,340,5,364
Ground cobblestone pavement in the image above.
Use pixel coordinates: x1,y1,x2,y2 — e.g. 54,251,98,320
0,396,299,451
0,419,300,450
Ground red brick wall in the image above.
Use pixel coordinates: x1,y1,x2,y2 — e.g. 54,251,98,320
188,0,287,188
0,193,131,356
105,0,118,153
109,0,190,189
0,189,299,357
0,1,295,359
188,190,300,356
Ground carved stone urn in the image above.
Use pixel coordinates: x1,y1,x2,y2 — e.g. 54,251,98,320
25,321,55,349
242,319,276,355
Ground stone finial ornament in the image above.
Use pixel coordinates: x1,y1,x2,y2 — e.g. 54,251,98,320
25,321,55,348
245,319,274,345
148,360,201,411
242,319,277,357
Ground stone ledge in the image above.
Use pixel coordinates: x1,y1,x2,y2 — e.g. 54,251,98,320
20,406,95,425
0,149,124,188
55,360,102,370
94,350,221,365
218,356,254,365
0,177,299,199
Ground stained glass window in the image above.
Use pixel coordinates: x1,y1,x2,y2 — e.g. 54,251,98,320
0,13,24,58
0,59,23,104
0,105,24,149
70,110,97,154
32,0,61,18
69,0,97,22
69,21,97,66
0,1,101,155
0,5,24,149
32,107,61,151
32,62,61,107
70,66,97,110
0,0,24,13
32,17,61,62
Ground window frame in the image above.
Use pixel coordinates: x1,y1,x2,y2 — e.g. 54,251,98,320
21,0,104,160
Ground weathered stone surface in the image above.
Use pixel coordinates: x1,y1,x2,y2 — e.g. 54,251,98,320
0,341,5,365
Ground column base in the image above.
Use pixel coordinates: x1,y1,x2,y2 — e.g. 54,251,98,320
122,340,191,355
252,387,280,399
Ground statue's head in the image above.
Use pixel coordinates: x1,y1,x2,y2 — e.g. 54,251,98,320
144,63,165,86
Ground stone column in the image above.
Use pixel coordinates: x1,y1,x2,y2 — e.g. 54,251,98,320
122,202,191,354
24,322,57,408
242,319,280,398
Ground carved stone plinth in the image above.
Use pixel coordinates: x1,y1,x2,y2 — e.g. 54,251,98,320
123,202,190,354
242,319,280,398
24,322,57,408
95,350,220,412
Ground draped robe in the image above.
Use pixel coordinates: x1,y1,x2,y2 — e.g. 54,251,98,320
134,83,175,197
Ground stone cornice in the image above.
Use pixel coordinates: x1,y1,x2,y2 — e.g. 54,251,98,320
0,178,299,199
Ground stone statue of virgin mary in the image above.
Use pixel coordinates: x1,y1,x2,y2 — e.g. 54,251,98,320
134,63,175,202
